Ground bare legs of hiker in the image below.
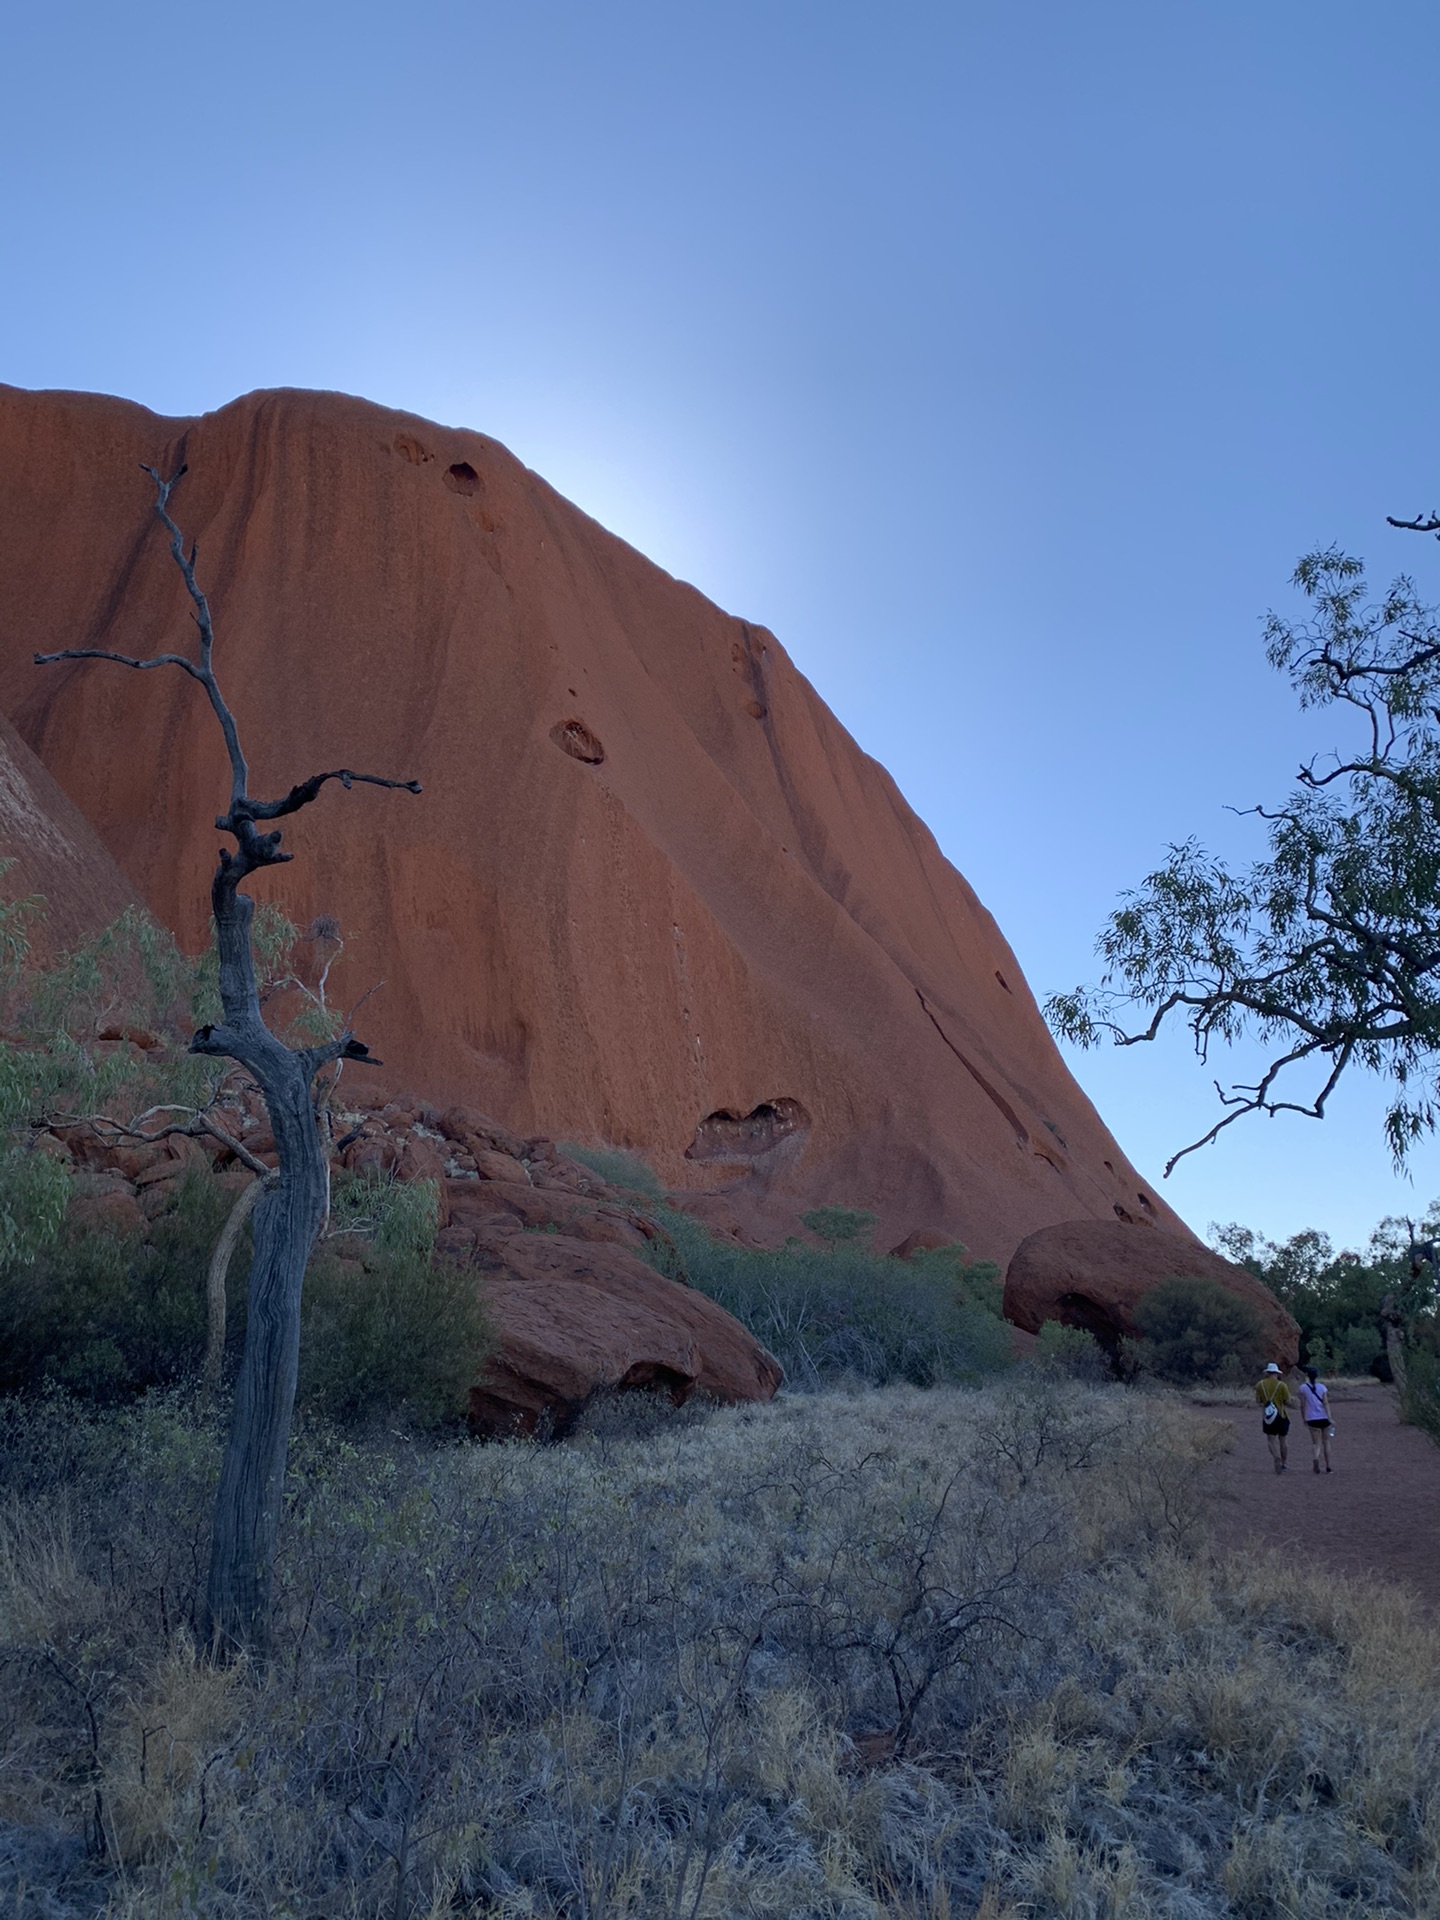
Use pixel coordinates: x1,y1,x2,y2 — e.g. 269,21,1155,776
1266,1428,1289,1474
1308,1421,1332,1473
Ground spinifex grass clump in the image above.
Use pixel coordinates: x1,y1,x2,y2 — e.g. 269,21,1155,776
2,1385,1434,1919
646,1203,1013,1387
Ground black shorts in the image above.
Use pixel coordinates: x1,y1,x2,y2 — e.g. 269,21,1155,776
1305,1418,1328,1429
1264,1416,1290,1436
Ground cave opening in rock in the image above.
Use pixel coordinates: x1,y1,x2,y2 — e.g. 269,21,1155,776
1057,1290,1124,1354
444,461,480,494
685,1098,811,1161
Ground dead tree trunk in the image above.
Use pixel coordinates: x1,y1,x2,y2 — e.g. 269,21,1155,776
36,463,420,1655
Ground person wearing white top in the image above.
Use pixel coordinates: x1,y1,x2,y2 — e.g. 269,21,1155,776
1298,1367,1333,1473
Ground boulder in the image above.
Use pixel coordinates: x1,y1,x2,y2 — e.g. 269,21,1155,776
465,1231,783,1437
1004,1218,1299,1365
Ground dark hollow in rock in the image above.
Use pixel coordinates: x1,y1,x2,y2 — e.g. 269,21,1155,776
1057,1290,1124,1353
685,1098,810,1162
444,461,480,495
550,718,606,765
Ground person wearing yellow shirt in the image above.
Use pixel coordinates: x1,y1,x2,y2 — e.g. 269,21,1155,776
1255,1362,1292,1474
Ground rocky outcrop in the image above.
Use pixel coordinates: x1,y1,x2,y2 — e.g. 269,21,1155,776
465,1232,783,1437
42,1090,783,1431
0,383,1197,1267
1004,1218,1299,1365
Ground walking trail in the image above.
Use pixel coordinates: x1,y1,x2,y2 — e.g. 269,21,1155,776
1191,1382,1440,1616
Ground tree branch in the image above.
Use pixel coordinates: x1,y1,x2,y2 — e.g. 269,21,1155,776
238,770,423,824
71,1110,277,1182
33,647,204,680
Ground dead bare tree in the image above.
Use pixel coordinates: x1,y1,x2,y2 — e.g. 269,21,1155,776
36,462,421,1653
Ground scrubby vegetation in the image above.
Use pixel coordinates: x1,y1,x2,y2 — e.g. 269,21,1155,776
295,1174,494,1432
646,1204,1014,1388
558,1143,664,1198
2,1384,1435,1919
0,1166,492,1431
0,1169,237,1401
1215,1211,1440,1433
1132,1274,1267,1385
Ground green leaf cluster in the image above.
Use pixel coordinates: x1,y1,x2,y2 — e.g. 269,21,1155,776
1048,537,1440,1168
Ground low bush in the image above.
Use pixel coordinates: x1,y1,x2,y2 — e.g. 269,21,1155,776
559,1141,663,1196
0,1167,492,1429
1,1384,1433,1919
296,1172,493,1431
646,1205,1012,1387
1402,1344,1440,1446
0,1168,244,1400
297,1244,494,1431
1134,1272,1268,1384
1033,1317,1110,1381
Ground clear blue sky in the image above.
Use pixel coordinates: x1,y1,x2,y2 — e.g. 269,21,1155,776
5,0,1439,1250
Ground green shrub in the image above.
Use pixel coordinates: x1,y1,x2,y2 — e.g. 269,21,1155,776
559,1141,663,1196
798,1205,879,1247
1033,1318,1109,1381
0,1167,244,1400
327,1168,443,1253
0,1165,492,1429
1402,1344,1440,1446
297,1170,492,1430
297,1242,495,1431
1133,1273,1267,1383
645,1206,1011,1388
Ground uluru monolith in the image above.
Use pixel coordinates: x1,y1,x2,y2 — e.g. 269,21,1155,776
0,382,1196,1264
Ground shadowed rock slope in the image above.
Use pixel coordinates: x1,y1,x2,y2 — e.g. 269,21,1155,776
0,382,1193,1264
0,708,145,955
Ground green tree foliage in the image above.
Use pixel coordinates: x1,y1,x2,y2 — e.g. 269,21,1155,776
1049,522,1440,1170
1132,1274,1268,1384
1213,1206,1440,1374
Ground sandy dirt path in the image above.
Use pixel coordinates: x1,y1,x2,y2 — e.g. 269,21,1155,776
1192,1382,1440,1615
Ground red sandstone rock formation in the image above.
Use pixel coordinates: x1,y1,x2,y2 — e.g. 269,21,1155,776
0,709,144,956
0,382,1196,1265
1004,1218,1300,1365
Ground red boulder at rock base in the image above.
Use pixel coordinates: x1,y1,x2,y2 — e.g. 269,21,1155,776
1004,1219,1299,1366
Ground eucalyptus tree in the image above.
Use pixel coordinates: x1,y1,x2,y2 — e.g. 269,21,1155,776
36,465,421,1653
1048,511,1440,1176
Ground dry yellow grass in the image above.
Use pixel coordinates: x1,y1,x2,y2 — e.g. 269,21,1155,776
0,1382,1434,1917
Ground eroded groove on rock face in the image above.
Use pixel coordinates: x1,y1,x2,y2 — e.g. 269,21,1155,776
685,1098,810,1162
916,991,1028,1149
550,718,606,765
